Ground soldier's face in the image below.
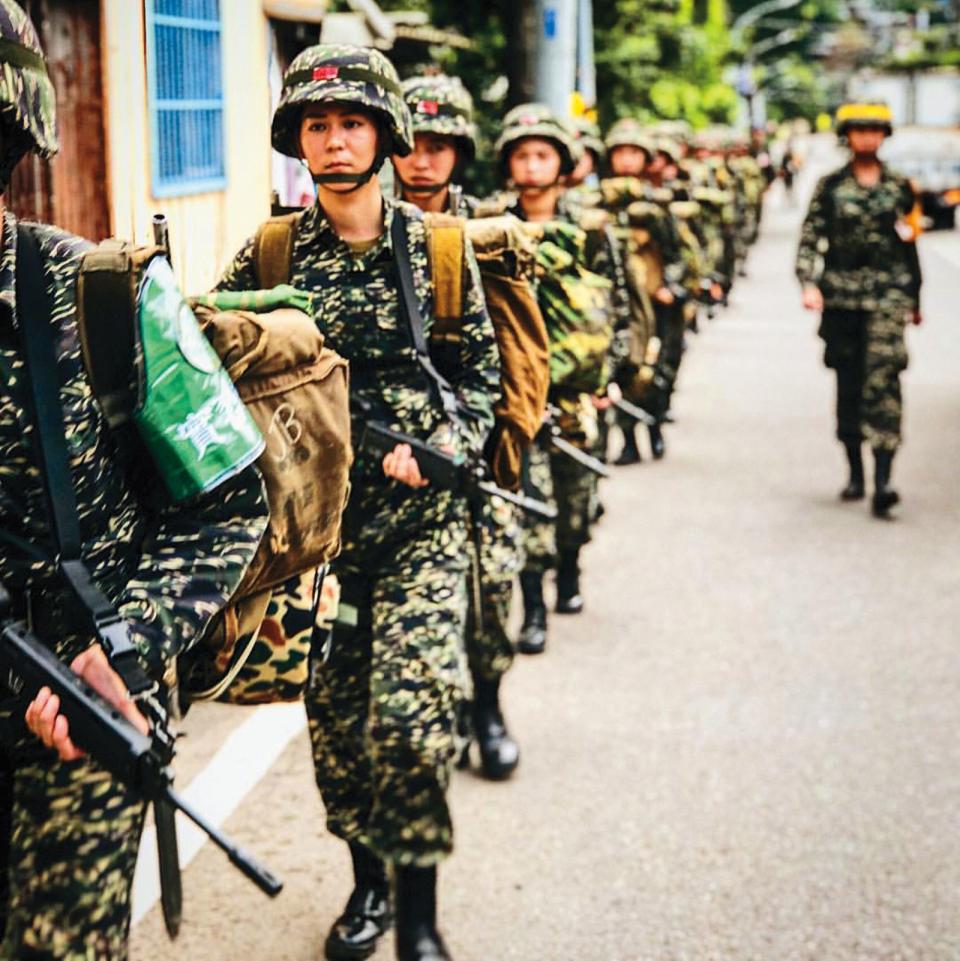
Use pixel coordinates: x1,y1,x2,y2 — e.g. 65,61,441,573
847,126,885,157
610,145,646,176
509,138,563,188
392,133,459,192
299,103,380,190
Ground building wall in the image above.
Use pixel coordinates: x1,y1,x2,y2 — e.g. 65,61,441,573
101,0,274,294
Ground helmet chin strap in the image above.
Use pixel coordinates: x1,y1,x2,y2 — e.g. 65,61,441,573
515,179,561,194
396,173,452,197
311,149,387,194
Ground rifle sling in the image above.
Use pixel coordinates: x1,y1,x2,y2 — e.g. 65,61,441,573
390,212,465,428
15,226,152,697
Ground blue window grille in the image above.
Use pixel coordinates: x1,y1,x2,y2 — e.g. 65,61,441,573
145,0,226,197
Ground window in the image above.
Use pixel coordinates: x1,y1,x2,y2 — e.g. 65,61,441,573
145,0,226,197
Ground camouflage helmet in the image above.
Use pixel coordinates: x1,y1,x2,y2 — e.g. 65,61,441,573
835,102,893,136
573,117,606,161
0,0,58,188
401,74,477,162
272,44,413,162
656,137,682,165
495,103,577,177
604,118,656,156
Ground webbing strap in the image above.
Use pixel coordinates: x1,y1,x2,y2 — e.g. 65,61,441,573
254,214,300,289
15,226,153,696
390,212,462,426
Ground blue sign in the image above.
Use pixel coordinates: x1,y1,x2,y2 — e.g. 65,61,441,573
544,6,556,38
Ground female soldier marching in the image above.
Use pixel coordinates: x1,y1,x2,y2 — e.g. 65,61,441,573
217,46,500,961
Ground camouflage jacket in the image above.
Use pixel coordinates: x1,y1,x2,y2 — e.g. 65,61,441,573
217,199,500,559
796,163,922,312
0,212,269,676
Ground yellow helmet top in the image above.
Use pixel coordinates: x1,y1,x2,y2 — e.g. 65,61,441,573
835,103,893,135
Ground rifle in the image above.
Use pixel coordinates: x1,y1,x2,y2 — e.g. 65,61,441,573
361,421,557,521
0,582,283,917
152,213,172,264
610,395,657,427
539,410,611,479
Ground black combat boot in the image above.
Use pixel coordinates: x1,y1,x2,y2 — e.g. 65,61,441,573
840,439,865,501
395,866,451,961
471,674,520,781
614,426,641,465
872,448,900,518
517,571,547,655
648,423,666,460
555,549,584,615
324,841,392,961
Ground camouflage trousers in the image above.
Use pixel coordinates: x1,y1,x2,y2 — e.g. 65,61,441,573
305,523,469,867
0,729,145,961
820,308,908,451
520,441,556,575
520,432,596,576
655,302,686,395
466,499,521,683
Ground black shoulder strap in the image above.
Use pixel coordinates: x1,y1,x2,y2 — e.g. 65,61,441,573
15,226,83,561
15,225,153,696
390,210,465,427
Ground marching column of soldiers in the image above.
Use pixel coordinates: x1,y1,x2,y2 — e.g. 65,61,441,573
0,1,921,958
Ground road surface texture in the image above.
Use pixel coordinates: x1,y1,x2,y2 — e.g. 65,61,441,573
132,142,960,961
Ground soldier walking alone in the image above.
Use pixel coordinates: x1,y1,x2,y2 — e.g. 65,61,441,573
795,103,922,518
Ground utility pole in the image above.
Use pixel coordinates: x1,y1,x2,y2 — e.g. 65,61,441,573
533,0,578,117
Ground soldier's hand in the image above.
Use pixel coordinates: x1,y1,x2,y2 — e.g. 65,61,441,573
382,443,429,489
24,644,150,762
710,282,724,302
654,286,675,305
801,286,823,312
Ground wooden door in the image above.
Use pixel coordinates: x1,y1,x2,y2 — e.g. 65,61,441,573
6,0,110,242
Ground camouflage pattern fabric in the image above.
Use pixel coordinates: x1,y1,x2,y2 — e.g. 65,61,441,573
180,567,322,705
305,524,469,866
0,211,269,959
796,164,921,450
0,0,58,188
271,44,413,160
401,74,477,159
573,117,606,161
796,163,921,313
520,440,556,574
604,118,656,155
550,447,594,553
0,749,145,960
466,497,521,682
495,103,577,176
219,198,499,862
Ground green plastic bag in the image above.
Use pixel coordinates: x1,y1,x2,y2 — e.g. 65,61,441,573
133,258,264,502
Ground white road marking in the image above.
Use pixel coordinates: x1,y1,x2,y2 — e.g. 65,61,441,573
131,701,307,925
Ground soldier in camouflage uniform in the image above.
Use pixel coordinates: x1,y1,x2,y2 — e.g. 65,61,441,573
567,117,605,192
796,102,922,519
602,118,690,458
0,4,270,958
482,104,619,651
218,46,500,961
393,74,520,782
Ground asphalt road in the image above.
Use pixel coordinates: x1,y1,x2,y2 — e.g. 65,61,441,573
132,150,960,961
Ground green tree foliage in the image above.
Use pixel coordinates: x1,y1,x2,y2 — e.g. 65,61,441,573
594,0,739,128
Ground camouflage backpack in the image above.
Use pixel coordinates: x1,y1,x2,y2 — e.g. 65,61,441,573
76,245,352,705
533,220,614,394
